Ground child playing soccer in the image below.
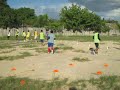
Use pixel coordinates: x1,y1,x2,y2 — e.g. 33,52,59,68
47,30,55,54
93,31,101,54
46,29,49,41
7,30,11,40
15,30,19,40
40,30,45,45
26,30,30,41
22,31,26,42
34,30,38,40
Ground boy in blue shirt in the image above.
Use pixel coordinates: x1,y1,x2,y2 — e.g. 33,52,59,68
47,30,55,54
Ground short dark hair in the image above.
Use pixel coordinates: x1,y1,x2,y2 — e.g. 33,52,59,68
41,30,43,32
50,30,53,33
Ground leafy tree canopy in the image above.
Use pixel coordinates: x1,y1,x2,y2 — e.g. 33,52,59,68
60,4,109,32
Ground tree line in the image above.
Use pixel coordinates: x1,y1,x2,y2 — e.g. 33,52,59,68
0,0,120,33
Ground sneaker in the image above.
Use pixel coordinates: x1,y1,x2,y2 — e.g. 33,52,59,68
51,50,54,54
95,51,98,54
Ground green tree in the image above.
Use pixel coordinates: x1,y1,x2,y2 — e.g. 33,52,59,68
33,14,49,27
0,8,19,28
0,0,36,28
46,19,63,32
60,4,105,32
0,0,12,28
60,4,82,32
15,8,36,27
116,22,120,33
0,0,9,12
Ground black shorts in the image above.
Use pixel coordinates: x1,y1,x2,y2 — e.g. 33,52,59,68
48,43,54,47
7,36,10,39
40,39,44,43
95,43,99,48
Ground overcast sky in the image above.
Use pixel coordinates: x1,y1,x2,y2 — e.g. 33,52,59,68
7,0,120,21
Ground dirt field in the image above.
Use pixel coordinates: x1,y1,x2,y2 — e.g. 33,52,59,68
0,40,120,81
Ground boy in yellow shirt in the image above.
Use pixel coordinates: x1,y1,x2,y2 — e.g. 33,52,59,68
26,30,30,41
40,30,45,45
15,30,19,40
93,31,101,54
22,31,26,42
34,30,38,40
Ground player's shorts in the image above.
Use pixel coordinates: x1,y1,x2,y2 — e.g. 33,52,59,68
95,43,99,48
34,36,37,39
48,43,54,47
40,39,44,43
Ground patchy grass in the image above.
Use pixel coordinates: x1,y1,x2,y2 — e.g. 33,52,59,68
0,76,120,90
53,45,73,52
68,80,87,90
72,57,90,62
74,49,86,53
0,36,32,40
113,47,120,50
89,76,120,90
54,47,63,53
100,43,106,45
21,43,38,48
56,35,93,42
72,57,80,61
61,46,74,50
57,43,65,46
35,48,47,53
20,52,33,57
80,57,91,62
0,52,32,61
0,77,68,90
56,35,120,42
0,35,120,42
0,44,13,49
0,49,16,54
113,42,120,45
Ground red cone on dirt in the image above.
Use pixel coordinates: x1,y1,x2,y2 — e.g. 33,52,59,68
11,67,16,71
53,70,59,73
96,71,102,75
104,64,109,67
20,80,26,85
69,63,74,66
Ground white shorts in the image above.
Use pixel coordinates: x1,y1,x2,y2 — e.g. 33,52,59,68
34,36,37,39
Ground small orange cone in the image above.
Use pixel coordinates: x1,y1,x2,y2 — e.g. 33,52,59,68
53,70,59,73
104,64,109,67
11,67,16,71
97,71,102,75
20,80,26,85
69,63,74,67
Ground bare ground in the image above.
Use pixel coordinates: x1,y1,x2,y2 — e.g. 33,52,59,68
0,40,120,81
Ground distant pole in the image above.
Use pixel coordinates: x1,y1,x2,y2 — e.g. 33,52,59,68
22,20,24,31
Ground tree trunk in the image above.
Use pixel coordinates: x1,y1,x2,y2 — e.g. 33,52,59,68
108,31,110,36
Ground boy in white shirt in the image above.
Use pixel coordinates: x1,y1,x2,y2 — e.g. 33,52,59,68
7,30,11,40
